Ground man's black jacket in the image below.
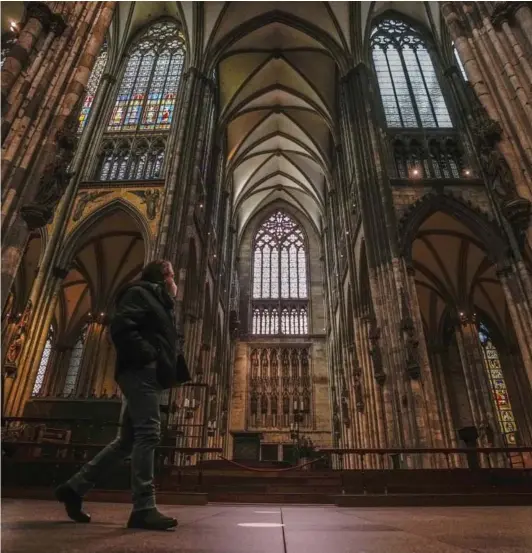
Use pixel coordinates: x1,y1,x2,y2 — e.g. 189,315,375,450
110,280,190,389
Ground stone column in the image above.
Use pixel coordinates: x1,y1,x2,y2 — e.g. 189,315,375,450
453,312,501,445
1,2,52,112
497,266,532,387
1,2,115,313
340,63,445,459
77,318,107,397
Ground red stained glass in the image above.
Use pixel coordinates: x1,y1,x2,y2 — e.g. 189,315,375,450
78,43,108,133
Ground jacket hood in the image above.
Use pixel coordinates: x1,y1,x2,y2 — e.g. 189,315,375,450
115,280,174,309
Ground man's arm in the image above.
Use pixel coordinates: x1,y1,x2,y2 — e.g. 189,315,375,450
110,287,157,363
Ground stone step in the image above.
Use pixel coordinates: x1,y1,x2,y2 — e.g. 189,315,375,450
334,493,532,507
207,492,335,504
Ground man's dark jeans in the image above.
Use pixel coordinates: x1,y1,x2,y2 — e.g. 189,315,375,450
67,365,162,511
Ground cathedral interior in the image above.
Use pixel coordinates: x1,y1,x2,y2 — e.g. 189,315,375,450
2,2,532,543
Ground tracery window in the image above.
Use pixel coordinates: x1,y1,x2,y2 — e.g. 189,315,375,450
107,22,185,132
371,19,452,128
97,137,166,181
252,211,308,335
31,327,54,396
478,322,517,445
78,41,108,133
95,21,185,182
62,325,87,396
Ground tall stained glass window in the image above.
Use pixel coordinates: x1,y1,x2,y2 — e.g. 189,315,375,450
62,326,87,396
32,327,54,396
96,21,185,182
107,21,185,132
371,19,452,128
78,41,108,133
252,211,308,335
478,322,517,445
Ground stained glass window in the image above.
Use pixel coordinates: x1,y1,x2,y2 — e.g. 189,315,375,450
478,322,517,445
63,326,87,396
97,138,165,181
252,211,308,335
107,22,185,132
31,327,54,396
78,42,108,133
371,19,452,128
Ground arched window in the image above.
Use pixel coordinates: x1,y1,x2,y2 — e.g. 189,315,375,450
78,41,108,133
478,322,517,445
371,19,452,128
107,22,185,132
62,325,87,396
31,327,54,396
96,21,185,181
251,211,308,335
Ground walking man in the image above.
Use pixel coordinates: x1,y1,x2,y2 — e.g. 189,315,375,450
55,260,190,530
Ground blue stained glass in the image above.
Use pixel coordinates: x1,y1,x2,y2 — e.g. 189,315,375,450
107,22,185,132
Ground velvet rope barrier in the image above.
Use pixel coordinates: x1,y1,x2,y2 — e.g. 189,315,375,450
217,455,326,472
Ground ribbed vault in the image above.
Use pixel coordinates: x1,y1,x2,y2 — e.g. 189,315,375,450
212,9,341,235
413,212,509,339
54,210,144,341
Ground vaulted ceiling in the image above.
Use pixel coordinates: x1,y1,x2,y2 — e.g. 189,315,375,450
413,212,509,339
54,210,144,341
105,2,443,236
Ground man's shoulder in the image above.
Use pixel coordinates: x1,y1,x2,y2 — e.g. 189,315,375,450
118,282,158,304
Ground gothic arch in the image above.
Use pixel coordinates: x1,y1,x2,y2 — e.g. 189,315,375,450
398,193,508,265
58,199,152,268
363,5,441,60
239,200,320,250
205,11,350,73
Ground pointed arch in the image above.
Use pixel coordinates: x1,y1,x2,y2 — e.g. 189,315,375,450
369,12,452,129
108,19,186,133
398,193,508,266
60,199,151,268
250,209,309,336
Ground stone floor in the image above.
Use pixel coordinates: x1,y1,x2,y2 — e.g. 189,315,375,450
2,499,532,553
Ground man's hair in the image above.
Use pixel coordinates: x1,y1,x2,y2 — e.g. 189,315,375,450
141,259,172,283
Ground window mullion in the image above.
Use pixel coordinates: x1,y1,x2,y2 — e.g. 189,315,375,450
398,48,422,128
383,45,405,127
120,54,143,130
136,49,159,132
414,48,438,126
